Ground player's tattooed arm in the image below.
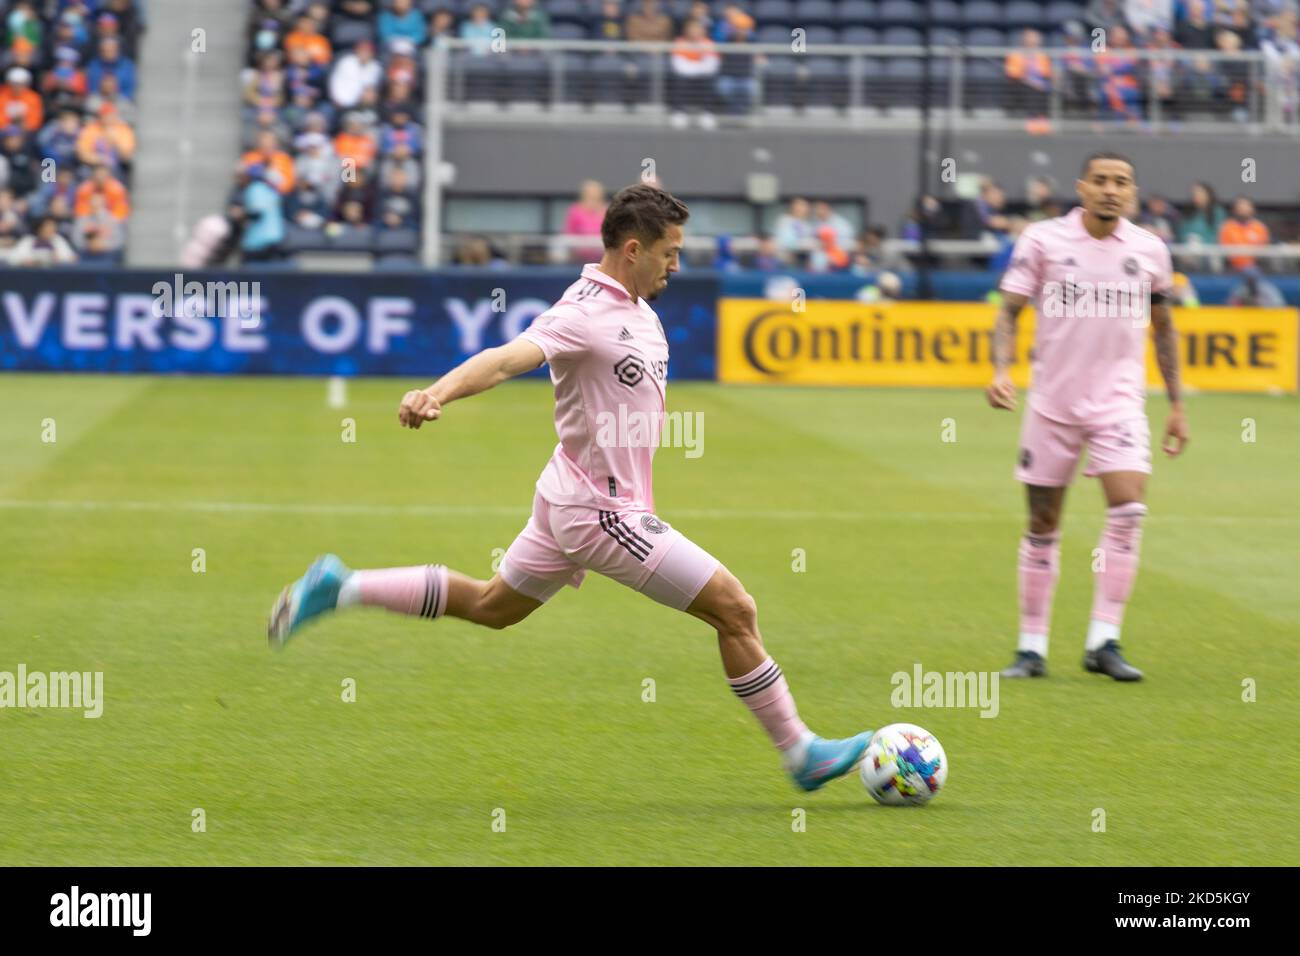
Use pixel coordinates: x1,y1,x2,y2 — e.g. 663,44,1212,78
398,338,546,429
1150,301,1189,456
987,292,1028,410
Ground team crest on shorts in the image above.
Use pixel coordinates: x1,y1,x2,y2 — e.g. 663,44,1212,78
640,514,669,534
1019,447,1033,469
1123,256,1139,276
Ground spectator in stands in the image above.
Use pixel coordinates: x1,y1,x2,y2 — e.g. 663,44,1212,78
1218,196,1270,270
76,102,135,172
329,196,372,238
902,194,951,241
0,67,42,132
1084,0,1126,31
46,15,92,70
27,166,76,220
1138,195,1181,243
239,165,285,262
378,138,420,192
102,0,142,60
379,106,422,156
72,191,124,260
753,233,781,271
330,39,382,108
713,5,761,115
809,223,849,272
334,112,377,172
991,216,1029,272
562,178,606,261
773,197,813,260
384,37,420,90
284,83,327,133
1176,1,1215,48
977,180,1012,239
293,130,340,204
1024,176,1060,221
1214,29,1252,119
1261,9,1300,123
7,214,76,265
334,164,375,221
285,14,332,66
1005,29,1052,117
1180,181,1226,246
856,270,902,302
0,125,37,195
283,43,324,97
43,47,89,111
1059,21,1099,115
0,185,22,247
429,10,456,44
379,0,428,49
241,130,295,194
1227,266,1285,306
811,200,854,250
461,4,499,56
596,1,624,40
86,71,135,125
287,178,330,229
6,2,41,46
1096,25,1142,120
501,0,552,40
246,104,293,150
670,18,720,121
455,235,496,266
627,0,672,42
87,36,135,100
75,162,129,220
36,107,81,169
378,164,419,231
1126,0,1174,37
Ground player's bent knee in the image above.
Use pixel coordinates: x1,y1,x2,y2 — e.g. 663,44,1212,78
715,584,758,639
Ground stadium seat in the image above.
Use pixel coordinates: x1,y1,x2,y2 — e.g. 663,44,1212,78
546,0,586,24
332,18,376,49
798,0,840,28
835,0,878,27
552,23,589,41
966,28,1006,48
961,1,1005,26
964,58,1006,108
757,25,793,46
759,56,799,107
839,27,880,47
931,27,964,48
877,0,922,25
880,58,924,107
328,226,375,251
504,54,550,104
806,56,850,108
1004,1,1048,28
931,0,963,23
283,225,327,253
754,0,796,24
803,26,838,48
462,52,504,102
882,26,923,48
1044,1,1087,25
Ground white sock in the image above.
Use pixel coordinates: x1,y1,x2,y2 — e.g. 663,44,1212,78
1018,632,1048,657
1086,619,1119,651
780,729,816,772
336,573,361,608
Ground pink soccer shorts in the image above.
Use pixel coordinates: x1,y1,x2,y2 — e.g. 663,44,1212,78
500,491,722,610
1014,406,1153,487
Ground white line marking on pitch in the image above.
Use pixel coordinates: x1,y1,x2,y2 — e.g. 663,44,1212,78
0,499,1293,524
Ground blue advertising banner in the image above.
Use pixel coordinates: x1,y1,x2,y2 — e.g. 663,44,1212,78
0,268,719,379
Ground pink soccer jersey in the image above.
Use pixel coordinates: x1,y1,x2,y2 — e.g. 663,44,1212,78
1000,206,1173,426
517,263,670,512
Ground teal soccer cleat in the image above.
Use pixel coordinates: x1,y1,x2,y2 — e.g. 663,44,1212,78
790,731,874,792
267,554,351,650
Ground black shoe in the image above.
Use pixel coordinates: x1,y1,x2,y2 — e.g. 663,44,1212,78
1001,650,1047,678
1083,641,1144,681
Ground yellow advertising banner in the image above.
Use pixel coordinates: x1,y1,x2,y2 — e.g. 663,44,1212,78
716,300,1298,393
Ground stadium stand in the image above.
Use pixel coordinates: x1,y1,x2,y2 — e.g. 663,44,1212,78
0,0,144,267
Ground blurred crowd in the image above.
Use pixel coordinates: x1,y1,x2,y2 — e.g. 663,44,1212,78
0,0,142,267
214,0,430,264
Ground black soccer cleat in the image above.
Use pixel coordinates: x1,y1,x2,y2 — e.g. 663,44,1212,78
1001,650,1047,678
1083,641,1144,681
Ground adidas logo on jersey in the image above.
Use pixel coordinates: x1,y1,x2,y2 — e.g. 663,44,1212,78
618,327,633,341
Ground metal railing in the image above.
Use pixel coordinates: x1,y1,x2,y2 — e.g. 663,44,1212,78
428,38,1300,136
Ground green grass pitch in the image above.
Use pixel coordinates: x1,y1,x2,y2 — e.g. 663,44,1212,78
1,373,1296,865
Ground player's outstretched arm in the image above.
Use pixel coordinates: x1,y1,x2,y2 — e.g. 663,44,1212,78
1150,302,1189,456
987,292,1029,410
398,337,546,429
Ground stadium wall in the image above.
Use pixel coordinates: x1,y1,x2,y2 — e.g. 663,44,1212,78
1,268,1295,393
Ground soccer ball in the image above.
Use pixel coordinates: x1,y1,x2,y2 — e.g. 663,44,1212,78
859,723,947,806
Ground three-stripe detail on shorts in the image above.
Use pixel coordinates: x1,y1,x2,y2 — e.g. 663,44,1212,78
730,659,783,699
598,511,653,563
419,564,440,619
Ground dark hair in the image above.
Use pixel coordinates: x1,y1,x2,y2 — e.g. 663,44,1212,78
601,183,689,250
1191,181,1218,209
1080,150,1135,179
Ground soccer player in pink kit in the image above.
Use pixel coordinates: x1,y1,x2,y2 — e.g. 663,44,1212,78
989,153,1189,681
268,184,873,790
